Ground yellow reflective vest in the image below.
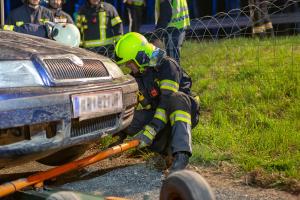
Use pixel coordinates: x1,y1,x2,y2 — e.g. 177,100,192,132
155,0,190,29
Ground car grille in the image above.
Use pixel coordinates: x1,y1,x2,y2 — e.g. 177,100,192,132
71,114,118,138
43,59,109,80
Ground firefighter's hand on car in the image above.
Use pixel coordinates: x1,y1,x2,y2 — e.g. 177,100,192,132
133,127,155,148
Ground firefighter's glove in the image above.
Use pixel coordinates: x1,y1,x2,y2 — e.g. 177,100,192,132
133,125,157,148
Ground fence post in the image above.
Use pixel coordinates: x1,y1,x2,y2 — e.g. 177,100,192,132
0,0,4,26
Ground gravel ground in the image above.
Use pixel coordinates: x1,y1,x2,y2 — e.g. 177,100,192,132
0,151,299,200
63,163,162,200
61,162,298,200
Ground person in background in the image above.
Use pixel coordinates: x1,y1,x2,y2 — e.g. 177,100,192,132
76,0,123,58
124,0,145,32
248,0,274,37
6,0,54,26
154,0,190,64
48,0,74,24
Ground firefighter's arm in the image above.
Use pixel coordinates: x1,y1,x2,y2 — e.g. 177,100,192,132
75,14,87,32
75,13,87,45
110,5,123,40
4,23,48,38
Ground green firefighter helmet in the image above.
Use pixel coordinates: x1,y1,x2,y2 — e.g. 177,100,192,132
52,23,81,47
115,32,155,72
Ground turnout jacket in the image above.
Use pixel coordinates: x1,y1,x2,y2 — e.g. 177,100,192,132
135,50,193,133
76,2,123,48
6,4,54,26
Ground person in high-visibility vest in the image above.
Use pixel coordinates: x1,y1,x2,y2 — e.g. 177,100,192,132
76,0,123,58
154,0,190,64
249,0,274,37
6,0,54,26
124,0,145,32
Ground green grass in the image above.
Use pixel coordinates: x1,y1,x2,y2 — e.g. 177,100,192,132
181,37,300,190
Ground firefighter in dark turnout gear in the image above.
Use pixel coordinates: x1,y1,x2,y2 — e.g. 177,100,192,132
6,0,54,26
249,0,274,37
154,0,190,64
76,0,123,58
48,0,74,24
115,32,200,173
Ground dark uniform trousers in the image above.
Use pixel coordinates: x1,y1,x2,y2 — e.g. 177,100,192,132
127,4,143,32
125,91,196,155
248,0,274,37
164,27,186,65
153,28,186,65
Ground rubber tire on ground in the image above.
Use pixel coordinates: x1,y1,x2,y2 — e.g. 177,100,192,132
160,170,215,200
37,145,89,166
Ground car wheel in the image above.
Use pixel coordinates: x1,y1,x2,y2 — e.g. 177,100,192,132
160,170,215,200
37,145,89,166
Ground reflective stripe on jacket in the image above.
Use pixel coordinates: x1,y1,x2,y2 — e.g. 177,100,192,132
132,0,145,6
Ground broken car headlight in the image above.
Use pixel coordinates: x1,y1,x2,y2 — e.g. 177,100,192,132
0,60,44,88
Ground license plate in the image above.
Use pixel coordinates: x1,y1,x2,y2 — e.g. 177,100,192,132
72,90,123,119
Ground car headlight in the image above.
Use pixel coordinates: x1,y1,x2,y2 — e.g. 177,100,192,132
0,60,44,88
102,60,124,79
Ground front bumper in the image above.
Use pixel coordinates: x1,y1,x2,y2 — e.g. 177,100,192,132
0,75,137,166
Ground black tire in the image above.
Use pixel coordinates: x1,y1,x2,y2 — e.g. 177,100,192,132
160,170,215,200
37,145,89,166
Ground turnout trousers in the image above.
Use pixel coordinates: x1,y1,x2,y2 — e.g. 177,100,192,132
162,27,186,64
125,92,197,156
248,0,274,37
127,5,144,32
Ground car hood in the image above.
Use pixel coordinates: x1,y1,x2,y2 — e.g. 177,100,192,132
0,30,108,60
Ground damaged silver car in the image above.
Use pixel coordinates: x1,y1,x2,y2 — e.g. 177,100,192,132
0,30,137,168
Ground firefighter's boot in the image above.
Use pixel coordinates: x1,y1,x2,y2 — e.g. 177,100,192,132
169,152,189,173
169,119,192,174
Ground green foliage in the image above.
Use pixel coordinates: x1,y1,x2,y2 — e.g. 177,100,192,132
182,37,300,181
